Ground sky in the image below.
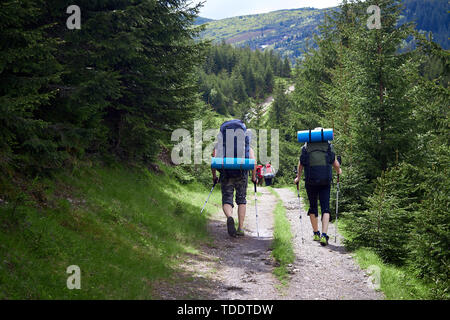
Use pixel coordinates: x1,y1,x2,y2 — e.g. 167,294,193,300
193,0,341,20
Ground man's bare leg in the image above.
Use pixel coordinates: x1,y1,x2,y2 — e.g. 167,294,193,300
223,204,233,218
237,204,246,230
309,214,319,233
223,203,237,237
321,213,330,234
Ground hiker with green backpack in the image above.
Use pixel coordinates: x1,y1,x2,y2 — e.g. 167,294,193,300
294,128,342,246
212,120,257,238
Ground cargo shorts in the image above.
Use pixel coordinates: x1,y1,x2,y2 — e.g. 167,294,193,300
220,174,248,207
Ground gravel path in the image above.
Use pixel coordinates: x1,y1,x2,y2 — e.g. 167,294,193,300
273,187,384,300
153,186,383,300
201,187,281,300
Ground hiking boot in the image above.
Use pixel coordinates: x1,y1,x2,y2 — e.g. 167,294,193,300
313,231,321,241
320,234,329,246
227,217,237,237
236,228,245,237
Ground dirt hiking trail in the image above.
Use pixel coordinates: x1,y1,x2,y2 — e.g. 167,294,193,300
153,186,383,300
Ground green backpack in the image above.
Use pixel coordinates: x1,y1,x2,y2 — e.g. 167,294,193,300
300,142,335,186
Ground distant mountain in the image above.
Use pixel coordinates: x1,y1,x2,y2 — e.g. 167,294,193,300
199,8,327,61
198,1,449,61
194,16,214,25
400,0,449,49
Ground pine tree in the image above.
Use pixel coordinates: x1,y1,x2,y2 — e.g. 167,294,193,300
0,0,62,173
347,0,419,180
264,67,274,93
269,83,291,126
408,35,450,298
282,57,292,78
45,0,207,161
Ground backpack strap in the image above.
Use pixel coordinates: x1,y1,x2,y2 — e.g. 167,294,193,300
300,144,310,184
327,142,335,164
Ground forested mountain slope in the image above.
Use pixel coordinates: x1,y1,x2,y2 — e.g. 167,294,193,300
197,43,291,116
198,0,449,60
199,8,326,60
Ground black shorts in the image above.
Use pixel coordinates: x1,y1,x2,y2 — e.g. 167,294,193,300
220,174,248,207
305,184,331,218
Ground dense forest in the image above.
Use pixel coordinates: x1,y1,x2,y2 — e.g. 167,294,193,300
0,0,206,178
198,43,291,116
261,0,449,298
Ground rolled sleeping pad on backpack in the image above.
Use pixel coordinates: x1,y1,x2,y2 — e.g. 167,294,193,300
211,158,255,170
297,128,334,143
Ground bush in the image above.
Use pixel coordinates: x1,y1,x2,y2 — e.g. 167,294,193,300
409,144,450,299
345,164,422,265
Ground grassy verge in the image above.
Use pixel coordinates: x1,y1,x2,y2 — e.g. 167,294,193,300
0,163,220,299
351,248,432,300
267,188,295,286
339,218,433,300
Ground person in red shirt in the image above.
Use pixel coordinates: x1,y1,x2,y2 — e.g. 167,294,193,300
256,165,264,186
263,162,275,186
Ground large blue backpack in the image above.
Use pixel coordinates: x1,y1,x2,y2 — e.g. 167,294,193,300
217,120,251,178
300,141,335,186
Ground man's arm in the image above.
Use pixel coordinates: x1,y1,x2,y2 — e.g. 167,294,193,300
330,145,342,175
294,161,303,184
332,159,342,175
211,148,218,184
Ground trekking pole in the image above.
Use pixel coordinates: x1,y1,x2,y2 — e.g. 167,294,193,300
201,178,219,215
294,167,305,244
254,181,260,238
335,175,339,243
335,156,342,243
296,181,305,244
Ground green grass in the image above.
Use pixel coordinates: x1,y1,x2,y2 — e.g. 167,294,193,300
0,163,220,299
351,248,432,300
267,188,295,286
339,218,433,300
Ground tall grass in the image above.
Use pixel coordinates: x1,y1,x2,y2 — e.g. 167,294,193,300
339,218,433,300
0,163,219,299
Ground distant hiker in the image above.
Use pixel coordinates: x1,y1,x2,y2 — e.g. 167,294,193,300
263,162,275,186
256,164,264,186
212,120,257,237
294,128,342,246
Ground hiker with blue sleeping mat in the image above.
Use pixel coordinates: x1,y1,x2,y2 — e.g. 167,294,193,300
294,128,342,246
211,120,257,238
